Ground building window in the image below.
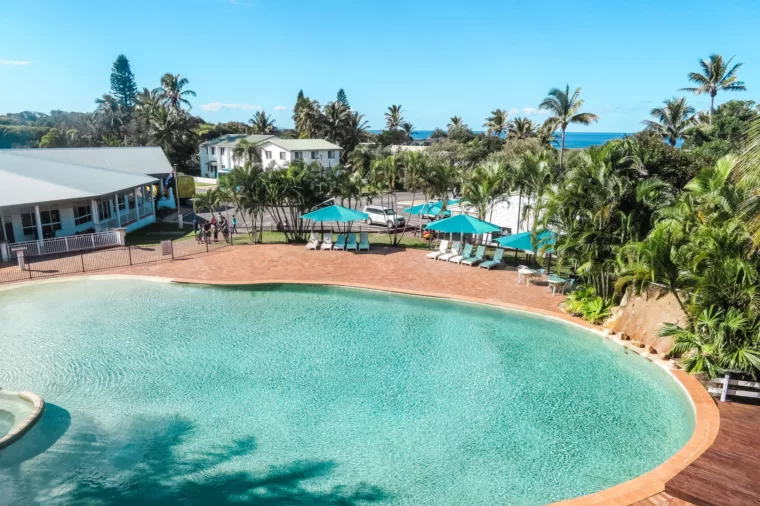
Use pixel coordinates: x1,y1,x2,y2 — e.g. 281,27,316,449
221,147,226,156
265,150,272,160
21,209,61,239
204,146,208,154
74,205,92,226
211,147,215,155
328,151,335,159
294,151,303,160
311,151,319,159
279,152,286,160
118,197,126,211
21,213,36,238
99,201,112,220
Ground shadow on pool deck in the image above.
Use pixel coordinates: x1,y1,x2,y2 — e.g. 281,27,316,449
0,415,390,505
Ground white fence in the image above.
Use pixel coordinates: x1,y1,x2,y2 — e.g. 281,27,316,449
8,230,122,259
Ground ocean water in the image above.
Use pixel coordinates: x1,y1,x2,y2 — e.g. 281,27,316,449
372,130,629,149
0,280,694,505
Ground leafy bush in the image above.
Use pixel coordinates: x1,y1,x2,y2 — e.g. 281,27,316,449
581,297,613,324
563,286,612,324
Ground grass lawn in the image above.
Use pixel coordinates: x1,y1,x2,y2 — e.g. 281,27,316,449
229,231,430,249
126,222,195,245
195,182,216,187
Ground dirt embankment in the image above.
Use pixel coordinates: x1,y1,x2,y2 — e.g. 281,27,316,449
606,286,688,354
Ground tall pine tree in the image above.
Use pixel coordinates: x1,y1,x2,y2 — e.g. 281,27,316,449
110,54,138,109
336,88,350,109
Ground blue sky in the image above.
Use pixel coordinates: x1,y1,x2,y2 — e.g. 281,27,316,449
1,0,759,132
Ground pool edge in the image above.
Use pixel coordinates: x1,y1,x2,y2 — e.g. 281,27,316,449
0,390,45,450
0,274,720,505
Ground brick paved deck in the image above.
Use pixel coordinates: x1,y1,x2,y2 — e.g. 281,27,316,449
103,244,570,315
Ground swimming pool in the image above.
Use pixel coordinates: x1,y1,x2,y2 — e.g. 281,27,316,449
0,279,694,505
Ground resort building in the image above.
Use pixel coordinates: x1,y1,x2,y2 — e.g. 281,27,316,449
0,147,172,260
199,134,342,178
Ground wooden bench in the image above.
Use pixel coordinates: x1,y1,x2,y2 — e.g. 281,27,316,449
708,373,760,402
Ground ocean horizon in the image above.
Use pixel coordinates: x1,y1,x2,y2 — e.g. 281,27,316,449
369,130,631,149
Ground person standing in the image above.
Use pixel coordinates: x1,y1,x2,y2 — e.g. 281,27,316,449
203,221,211,244
213,221,219,242
231,215,238,235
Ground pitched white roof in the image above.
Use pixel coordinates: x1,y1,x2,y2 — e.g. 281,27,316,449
0,150,159,207
263,139,342,151
1,146,173,176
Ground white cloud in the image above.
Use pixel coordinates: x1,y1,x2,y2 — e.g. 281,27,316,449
521,107,549,116
0,60,30,65
274,105,288,111
200,102,262,112
507,107,550,116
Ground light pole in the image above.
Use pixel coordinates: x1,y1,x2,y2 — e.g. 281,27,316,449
319,154,324,194
173,168,183,230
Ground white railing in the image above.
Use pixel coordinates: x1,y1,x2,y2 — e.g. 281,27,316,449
8,230,122,259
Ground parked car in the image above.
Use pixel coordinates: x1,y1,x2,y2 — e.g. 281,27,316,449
363,206,405,228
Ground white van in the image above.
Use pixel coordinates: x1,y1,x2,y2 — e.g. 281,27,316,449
363,205,405,228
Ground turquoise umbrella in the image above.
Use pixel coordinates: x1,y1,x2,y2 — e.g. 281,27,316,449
402,201,437,216
402,199,461,217
495,230,556,253
301,205,369,235
301,205,369,222
428,199,460,217
424,214,500,234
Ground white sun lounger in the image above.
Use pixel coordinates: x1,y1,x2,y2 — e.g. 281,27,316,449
426,240,449,260
306,232,320,250
437,241,461,262
320,232,333,250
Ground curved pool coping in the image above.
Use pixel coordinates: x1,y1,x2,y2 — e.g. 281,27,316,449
0,274,720,505
0,389,45,450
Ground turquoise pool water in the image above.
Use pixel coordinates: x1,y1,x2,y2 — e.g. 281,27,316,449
0,280,694,505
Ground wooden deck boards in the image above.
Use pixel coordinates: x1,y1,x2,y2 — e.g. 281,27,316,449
665,401,760,506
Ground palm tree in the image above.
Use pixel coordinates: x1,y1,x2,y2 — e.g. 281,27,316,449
94,93,123,134
483,109,509,137
507,117,537,140
232,138,264,166
461,162,510,221
535,120,556,148
681,54,745,122
341,111,370,161
135,88,161,119
294,99,322,138
616,220,690,314
322,101,349,144
384,105,403,130
154,73,196,111
642,97,695,147
249,111,276,134
736,117,760,246
539,85,599,170
401,122,415,143
448,116,465,131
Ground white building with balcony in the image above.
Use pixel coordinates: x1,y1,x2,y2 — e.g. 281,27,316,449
199,135,342,178
0,147,173,260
